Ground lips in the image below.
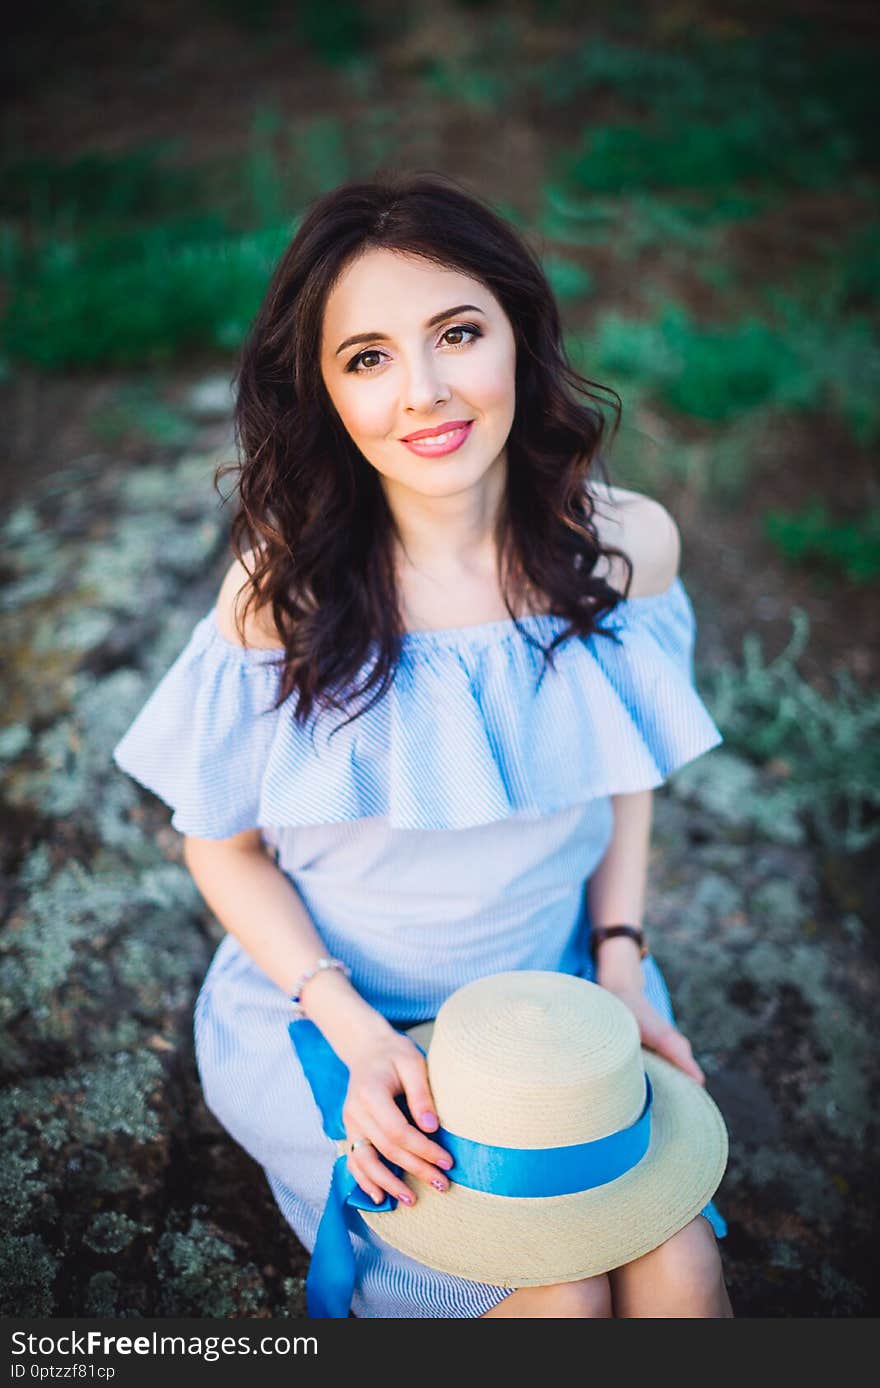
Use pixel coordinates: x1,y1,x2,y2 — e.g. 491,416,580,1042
401,419,473,442
400,421,474,457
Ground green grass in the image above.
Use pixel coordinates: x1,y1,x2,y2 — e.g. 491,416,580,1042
2,221,295,369
564,116,853,197
205,0,376,60
543,256,594,302
0,106,362,370
538,185,766,255
705,610,880,855
571,300,880,444
0,10,876,457
0,143,197,225
296,0,374,65
537,28,874,187
764,501,880,587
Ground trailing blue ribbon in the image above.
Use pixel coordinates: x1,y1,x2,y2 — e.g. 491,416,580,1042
290,1019,654,1319
288,1018,400,1319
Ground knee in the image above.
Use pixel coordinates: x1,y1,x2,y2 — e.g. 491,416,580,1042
533,1274,613,1318
649,1217,726,1307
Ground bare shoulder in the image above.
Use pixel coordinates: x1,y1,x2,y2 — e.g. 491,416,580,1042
586,482,680,599
215,548,284,649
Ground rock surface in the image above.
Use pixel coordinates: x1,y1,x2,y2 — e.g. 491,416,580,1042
1,421,876,1317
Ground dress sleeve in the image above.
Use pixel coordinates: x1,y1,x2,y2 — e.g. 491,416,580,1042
112,578,724,838
111,608,285,839
355,574,725,830
394,573,724,827
575,574,724,792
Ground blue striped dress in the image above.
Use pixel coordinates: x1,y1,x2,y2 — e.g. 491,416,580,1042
112,575,727,1318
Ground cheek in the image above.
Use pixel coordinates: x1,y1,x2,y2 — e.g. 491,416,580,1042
465,342,516,413
334,386,394,440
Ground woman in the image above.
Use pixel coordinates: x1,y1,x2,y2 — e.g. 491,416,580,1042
113,171,732,1317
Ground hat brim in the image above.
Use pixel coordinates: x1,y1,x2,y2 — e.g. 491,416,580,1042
358,1021,728,1287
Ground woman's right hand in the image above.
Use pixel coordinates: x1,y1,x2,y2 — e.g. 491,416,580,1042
341,1030,453,1206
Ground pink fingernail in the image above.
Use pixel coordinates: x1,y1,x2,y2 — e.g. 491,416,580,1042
437,1156,453,1170
431,1178,448,1192
400,1193,414,1206
420,1110,438,1129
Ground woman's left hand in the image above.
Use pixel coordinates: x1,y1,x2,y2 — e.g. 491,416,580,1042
600,982,706,1086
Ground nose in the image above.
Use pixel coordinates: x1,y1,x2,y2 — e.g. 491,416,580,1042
402,348,451,416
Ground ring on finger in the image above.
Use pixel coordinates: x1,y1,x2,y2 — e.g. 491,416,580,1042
349,1137,372,1154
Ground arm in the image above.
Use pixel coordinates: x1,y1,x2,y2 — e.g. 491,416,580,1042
586,791,705,1085
201,560,385,1059
585,492,703,1082
586,788,653,992
586,485,677,975
184,557,455,1205
203,559,393,1062
182,831,455,1199
182,830,393,1068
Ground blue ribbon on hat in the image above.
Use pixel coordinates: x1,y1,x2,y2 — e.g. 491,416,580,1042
431,1077,652,1197
289,1018,654,1319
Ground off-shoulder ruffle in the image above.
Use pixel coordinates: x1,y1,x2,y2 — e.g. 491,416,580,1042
112,576,723,836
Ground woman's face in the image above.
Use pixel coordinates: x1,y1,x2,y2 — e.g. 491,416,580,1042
319,247,517,504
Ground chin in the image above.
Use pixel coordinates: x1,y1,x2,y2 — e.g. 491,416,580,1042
410,456,496,491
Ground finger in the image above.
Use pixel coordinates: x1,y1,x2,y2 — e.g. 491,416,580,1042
667,1033,705,1084
634,1007,673,1052
349,1137,446,1207
343,1131,391,1201
358,1073,442,1157
349,1144,418,1207
396,1052,440,1134
362,1095,453,1185
649,1026,705,1084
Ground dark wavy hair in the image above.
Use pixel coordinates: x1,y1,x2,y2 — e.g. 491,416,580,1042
216,169,634,731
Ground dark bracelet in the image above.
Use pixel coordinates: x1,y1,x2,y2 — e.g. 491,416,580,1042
589,924,648,961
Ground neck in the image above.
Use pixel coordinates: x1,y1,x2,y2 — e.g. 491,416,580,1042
384,451,507,578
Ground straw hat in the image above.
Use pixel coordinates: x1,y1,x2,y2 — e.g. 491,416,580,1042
358,970,728,1286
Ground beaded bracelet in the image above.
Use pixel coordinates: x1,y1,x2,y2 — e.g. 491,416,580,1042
290,957,351,1021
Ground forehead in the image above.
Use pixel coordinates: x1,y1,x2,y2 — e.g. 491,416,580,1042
321,248,493,343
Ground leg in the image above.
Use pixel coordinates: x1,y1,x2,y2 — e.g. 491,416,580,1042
479,1274,613,1318
608,1216,733,1318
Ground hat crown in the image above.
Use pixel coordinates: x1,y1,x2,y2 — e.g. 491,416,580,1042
428,972,647,1147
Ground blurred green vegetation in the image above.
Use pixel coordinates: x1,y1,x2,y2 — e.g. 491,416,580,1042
86,382,196,450
574,296,880,443
0,4,877,614
703,610,880,854
763,500,880,586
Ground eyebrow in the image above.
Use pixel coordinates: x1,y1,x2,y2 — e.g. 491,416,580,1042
334,304,486,356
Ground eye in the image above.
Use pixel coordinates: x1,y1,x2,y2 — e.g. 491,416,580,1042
346,347,385,374
345,323,483,374
441,324,481,348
